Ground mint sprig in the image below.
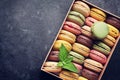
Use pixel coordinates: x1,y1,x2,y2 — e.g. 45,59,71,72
57,44,78,73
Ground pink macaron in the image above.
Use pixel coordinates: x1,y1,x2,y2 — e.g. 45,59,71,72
63,21,82,35
85,17,98,27
89,50,107,64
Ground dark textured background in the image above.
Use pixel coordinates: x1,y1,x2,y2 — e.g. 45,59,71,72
0,0,120,80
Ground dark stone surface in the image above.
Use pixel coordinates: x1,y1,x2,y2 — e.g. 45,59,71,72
0,0,119,80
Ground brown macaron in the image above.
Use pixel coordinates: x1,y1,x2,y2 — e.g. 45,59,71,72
106,16,120,30
82,68,99,80
77,35,93,48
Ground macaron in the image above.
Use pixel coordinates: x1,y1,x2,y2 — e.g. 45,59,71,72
82,68,99,80
89,50,107,64
59,70,79,80
93,41,111,55
77,35,93,48
48,51,59,61
84,59,103,73
63,21,82,35
67,11,85,26
43,61,62,73
103,35,116,47
73,63,83,73
107,24,119,38
58,30,76,44
90,8,106,21
78,76,88,80
85,17,98,27
72,1,90,17
69,51,85,64
53,40,72,51
81,25,93,39
72,43,90,57
91,21,109,39
106,16,120,30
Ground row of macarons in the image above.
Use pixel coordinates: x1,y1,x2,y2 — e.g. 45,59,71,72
68,1,120,31
43,1,120,80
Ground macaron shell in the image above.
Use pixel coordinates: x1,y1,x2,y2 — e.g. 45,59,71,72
53,40,72,51
103,35,116,47
73,63,83,73
72,43,90,57
77,35,93,48
108,24,119,38
78,76,88,80
67,11,85,26
67,15,84,26
93,42,111,55
64,21,81,35
84,59,103,73
72,1,90,17
85,59,104,69
90,8,106,21
58,30,76,44
59,70,79,80
81,25,94,39
106,17,120,30
85,17,98,27
89,50,107,64
48,51,59,61
44,62,62,73
93,44,110,56
82,69,99,80
92,22,109,39
69,51,85,64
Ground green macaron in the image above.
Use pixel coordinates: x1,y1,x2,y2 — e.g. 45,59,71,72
93,42,111,55
69,51,85,64
91,21,109,40
67,11,85,26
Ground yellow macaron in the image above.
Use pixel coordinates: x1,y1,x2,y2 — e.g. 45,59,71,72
53,40,72,51
103,35,116,47
78,76,88,80
72,43,90,57
59,70,79,80
90,8,106,21
107,24,119,38
58,30,76,44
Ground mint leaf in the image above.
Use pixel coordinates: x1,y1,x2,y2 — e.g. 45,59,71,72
63,62,78,73
59,44,68,61
64,56,73,64
57,44,78,73
57,62,63,67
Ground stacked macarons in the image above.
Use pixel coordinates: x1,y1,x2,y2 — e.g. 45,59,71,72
43,1,120,80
